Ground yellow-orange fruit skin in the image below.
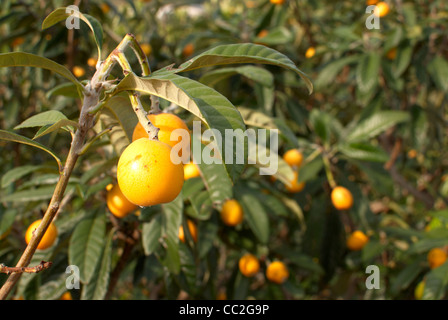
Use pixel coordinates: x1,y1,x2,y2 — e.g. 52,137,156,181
117,139,184,207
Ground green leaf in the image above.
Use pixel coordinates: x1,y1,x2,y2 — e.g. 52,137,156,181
0,209,16,237
427,56,448,91
236,187,270,244
0,130,62,172
408,237,448,254
238,107,277,130
160,193,183,274
198,216,219,259
422,263,448,300
46,82,82,99
37,273,68,300
114,72,247,181
163,236,181,275
182,177,205,199
33,119,78,140
1,185,75,203
345,111,409,143
200,65,274,88
68,212,106,283
165,43,313,94
178,242,198,296
253,27,294,46
390,260,424,296
356,53,380,93
42,7,103,59
142,214,162,256
191,139,233,210
14,110,68,130
188,190,213,221
338,143,389,162
0,52,83,91
1,165,54,188
297,157,323,183
392,45,413,78
81,229,113,300
314,55,359,89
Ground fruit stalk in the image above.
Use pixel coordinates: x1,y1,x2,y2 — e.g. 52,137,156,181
322,153,337,189
113,50,160,140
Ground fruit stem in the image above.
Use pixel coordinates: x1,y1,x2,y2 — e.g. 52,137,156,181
322,153,337,189
112,49,160,141
125,33,151,77
130,93,160,141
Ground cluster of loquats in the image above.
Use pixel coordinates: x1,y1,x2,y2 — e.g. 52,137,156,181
238,254,290,285
283,149,305,193
179,219,198,244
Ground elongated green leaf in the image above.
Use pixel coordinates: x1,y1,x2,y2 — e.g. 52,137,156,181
238,107,277,130
178,242,199,295
1,185,76,203
114,72,247,181
236,187,270,244
1,165,54,188
188,190,213,220
0,130,62,172
163,236,181,275
427,56,448,91
198,215,219,259
356,53,380,93
46,82,82,99
200,65,274,88
163,43,312,94
392,45,413,78
390,260,424,296
409,237,448,254
33,119,78,140
253,27,294,46
422,263,448,300
42,7,103,59
0,209,16,237
69,212,106,283
346,111,409,143
297,157,323,183
142,214,162,256
99,95,135,155
192,137,233,209
0,52,83,91
339,143,389,162
160,193,183,274
37,273,68,300
14,110,68,130
182,177,205,199
82,229,113,300
314,55,359,89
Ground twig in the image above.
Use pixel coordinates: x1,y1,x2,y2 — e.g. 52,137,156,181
0,261,52,275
